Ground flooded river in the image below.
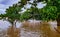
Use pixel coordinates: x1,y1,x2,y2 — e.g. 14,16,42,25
0,20,60,37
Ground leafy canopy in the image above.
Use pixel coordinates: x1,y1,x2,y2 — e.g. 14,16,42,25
0,0,60,22
20,0,60,21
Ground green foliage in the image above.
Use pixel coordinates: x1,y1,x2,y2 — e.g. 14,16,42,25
39,0,60,21
0,14,7,19
5,5,21,21
20,10,31,21
20,0,60,21
0,2,22,23
39,6,58,21
0,0,60,22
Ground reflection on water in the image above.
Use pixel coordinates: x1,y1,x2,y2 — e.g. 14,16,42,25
0,20,60,37
7,26,20,37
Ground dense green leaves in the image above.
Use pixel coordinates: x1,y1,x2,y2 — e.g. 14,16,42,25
0,0,60,22
0,2,22,23
20,0,60,21
20,10,32,21
5,5,21,21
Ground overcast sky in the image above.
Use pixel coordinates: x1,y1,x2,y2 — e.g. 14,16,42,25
0,0,19,14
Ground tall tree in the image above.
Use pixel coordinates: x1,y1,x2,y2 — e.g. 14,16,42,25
0,0,60,26
38,0,60,26
0,0,31,27
0,3,21,27
20,0,60,26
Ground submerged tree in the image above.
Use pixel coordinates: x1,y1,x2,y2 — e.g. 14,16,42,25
0,0,31,27
38,0,60,26
20,0,60,26
0,0,60,26
0,4,21,27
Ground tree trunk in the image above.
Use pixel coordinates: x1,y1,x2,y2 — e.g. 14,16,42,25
11,21,16,31
14,20,17,28
12,22,14,28
11,21,16,28
57,19,60,26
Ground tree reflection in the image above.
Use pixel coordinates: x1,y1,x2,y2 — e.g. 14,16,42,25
7,26,20,37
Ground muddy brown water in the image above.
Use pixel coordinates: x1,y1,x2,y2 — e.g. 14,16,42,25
0,21,60,37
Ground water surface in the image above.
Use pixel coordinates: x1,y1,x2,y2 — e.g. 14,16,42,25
0,20,60,37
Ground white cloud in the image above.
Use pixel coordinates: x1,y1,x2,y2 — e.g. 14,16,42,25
0,0,19,14
0,4,9,9
37,2,46,9
0,9,6,14
0,0,3,2
0,4,9,14
5,0,19,5
24,4,31,9
28,0,34,3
